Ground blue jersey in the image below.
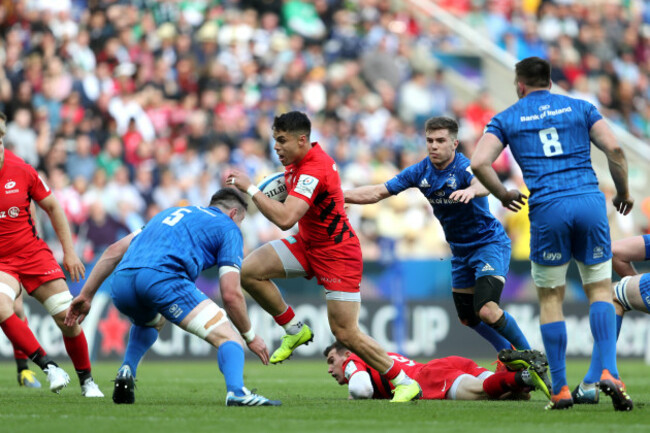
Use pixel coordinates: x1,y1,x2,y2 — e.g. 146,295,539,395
385,152,509,255
116,206,243,281
485,90,602,206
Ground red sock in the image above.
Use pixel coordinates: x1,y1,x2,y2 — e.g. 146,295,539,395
13,317,30,360
382,361,402,381
63,331,91,372
273,306,295,326
0,314,42,355
482,371,521,398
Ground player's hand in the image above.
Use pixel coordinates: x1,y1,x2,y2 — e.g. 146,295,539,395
62,252,86,282
449,188,475,204
226,170,252,192
612,193,634,216
246,335,270,365
64,295,92,326
499,189,527,212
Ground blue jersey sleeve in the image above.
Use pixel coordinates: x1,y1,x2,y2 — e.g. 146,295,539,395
457,157,474,189
484,115,508,146
385,163,420,195
584,102,603,129
217,227,244,269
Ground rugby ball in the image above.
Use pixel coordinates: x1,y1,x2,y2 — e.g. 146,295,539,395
257,172,288,202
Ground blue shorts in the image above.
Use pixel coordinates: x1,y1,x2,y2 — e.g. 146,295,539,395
451,241,510,289
639,273,650,313
643,234,650,260
529,193,611,266
111,268,208,326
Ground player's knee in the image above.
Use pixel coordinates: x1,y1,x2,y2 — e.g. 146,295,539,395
331,328,357,347
186,303,229,342
473,276,504,323
452,292,480,327
43,291,73,316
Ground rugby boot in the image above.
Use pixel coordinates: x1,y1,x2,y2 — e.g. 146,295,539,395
391,381,422,403
545,386,574,410
18,369,41,388
113,365,135,404
599,370,633,411
225,387,282,406
45,365,70,394
270,324,314,364
571,381,599,404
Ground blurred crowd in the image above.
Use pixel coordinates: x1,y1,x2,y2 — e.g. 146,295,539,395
1,0,649,266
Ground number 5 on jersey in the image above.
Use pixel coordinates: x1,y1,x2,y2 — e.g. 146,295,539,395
539,127,563,157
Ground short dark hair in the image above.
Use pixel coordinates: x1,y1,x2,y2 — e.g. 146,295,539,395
209,187,248,212
515,57,551,88
424,116,458,139
323,341,348,357
272,111,311,139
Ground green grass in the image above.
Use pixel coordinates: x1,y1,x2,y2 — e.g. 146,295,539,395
0,359,647,433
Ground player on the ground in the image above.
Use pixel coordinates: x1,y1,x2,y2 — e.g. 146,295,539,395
0,111,103,397
471,56,634,411
344,116,531,354
573,234,650,403
227,111,422,402
65,188,280,406
325,342,550,401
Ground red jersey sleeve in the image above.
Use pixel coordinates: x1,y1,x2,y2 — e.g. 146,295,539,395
288,169,323,206
27,166,52,202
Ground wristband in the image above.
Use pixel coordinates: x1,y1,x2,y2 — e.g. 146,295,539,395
242,329,256,343
246,184,261,197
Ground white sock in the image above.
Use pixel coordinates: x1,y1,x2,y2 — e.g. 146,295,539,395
581,381,597,390
283,318,302,335
389,370,413,387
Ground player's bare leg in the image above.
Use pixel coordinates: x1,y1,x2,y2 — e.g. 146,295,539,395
32,279,103,397
177,299,281,407
327,299,421,402
242,243,313,363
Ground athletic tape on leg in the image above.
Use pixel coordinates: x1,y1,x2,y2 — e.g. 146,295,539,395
577,259,612,285
531,262,569,288
614,276,632,311
187,303,229,339
0,283,17,301
43,292,73,315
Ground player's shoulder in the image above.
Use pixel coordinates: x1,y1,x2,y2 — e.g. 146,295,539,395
3,150,36,175
454,152,470,168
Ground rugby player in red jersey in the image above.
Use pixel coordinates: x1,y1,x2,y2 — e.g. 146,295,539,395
227,111,421,402
324,342,550,401
0,112,103,397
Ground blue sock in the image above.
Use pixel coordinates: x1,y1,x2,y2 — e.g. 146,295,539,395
471,321,511,352
589,302,619,378
492,311,531,350
217,341,245,396
540,321,568,395
584,314,623,384
122,325,159,377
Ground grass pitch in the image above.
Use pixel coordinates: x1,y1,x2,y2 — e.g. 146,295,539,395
0,359,647,433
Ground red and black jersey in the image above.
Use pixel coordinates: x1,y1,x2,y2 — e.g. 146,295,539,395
285,143,356,248
0,150,51,258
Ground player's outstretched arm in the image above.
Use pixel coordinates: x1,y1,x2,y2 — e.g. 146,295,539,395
344,184,391,205
449,178,489,203
471,134,527,212
612,235,645,277
227,170,309,230
219,271,270,364
37,194,85,282
590,119,634,215
64,232,136,326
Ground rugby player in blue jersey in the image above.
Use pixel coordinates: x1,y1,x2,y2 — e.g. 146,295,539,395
65,188,281,407
345,116,532,355
471,56,634,411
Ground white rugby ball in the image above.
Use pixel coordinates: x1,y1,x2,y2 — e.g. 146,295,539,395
257,172,288,202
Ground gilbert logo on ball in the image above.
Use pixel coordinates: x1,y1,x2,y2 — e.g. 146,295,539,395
258,172,288,202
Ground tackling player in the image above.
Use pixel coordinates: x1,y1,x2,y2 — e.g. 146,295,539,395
471,56,634,411
0,112,103,397
65,188,281,406
227,111,422,402
573,234,650,403
325,342,550,401
344,116,531,354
